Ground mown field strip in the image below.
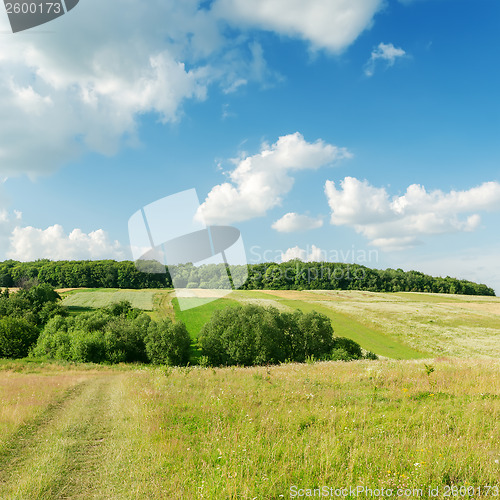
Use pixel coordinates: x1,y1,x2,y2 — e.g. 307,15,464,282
61,289,157,311
171,296,240,339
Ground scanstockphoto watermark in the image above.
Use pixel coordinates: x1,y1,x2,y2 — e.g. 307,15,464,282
3,0,80,33
289,485,499,497
249,245,379,266
128,189,248,311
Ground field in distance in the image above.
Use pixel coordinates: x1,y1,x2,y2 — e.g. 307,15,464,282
61,288,157,312
60,288,500,359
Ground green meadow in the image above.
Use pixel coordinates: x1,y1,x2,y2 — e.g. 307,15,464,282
0,358,498,498
59,287,500,359
0,287,494,497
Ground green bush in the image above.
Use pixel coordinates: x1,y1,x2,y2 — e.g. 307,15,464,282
104,300,140,319
145,319,191,366
0,317,39,359
31,316,72,360
71,329,107,363
104,314,150,363
329,348,352,361
198,304,361,367
331,337,363,359
295,310,336,361
198,305,286,366
32,309,154,364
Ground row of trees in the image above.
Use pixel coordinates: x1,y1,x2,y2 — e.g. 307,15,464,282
2,290,372,366
198,304,374,366
0,278,373,366
0,259,494,296
32,303,191,365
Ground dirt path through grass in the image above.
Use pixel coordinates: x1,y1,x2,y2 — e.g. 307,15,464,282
0,374,123,499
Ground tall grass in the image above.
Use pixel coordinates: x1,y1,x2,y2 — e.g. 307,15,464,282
0,359,498,498
123,358,500,498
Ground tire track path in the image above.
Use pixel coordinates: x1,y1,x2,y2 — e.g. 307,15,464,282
0,374,122,499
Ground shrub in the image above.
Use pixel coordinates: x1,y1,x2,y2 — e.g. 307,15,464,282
72,311,110,333
145,319,191,366
31,315,72,360
104,314,149,363
329,348,352,361
295,311,335,361
71,329,107,363
104,300,140,319
198,305,285,366
331,337,363,359
33,311,153,364
0,317,39,359
198,305,357,367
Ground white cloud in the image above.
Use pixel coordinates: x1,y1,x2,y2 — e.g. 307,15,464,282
325,177,500,250
0,209,124,260
0,0,216,177
364,42,407,76
213,0,384,53
281,244,326,263
197,132,352,225
0,0,382,178
272,212,323,232
0,1,280,177
7,224,125,261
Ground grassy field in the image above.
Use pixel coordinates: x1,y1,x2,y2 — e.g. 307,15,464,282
228,289,500,358
172,296,240,339
239,291,426,359
60,287,500,360
0,359,498,498
61,289,157,312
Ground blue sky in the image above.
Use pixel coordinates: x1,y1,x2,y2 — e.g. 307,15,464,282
0,0,499,292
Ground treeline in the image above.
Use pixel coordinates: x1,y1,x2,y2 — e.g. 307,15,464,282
0,286,191,364
0,281,373,366
0,259,495,296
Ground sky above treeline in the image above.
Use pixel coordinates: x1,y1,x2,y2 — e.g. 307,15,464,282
0,0,499,292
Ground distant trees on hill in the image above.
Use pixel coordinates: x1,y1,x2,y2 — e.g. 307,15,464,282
0,259,494,296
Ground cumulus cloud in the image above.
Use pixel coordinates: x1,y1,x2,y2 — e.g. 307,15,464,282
196,133,352,225
0,209,125,261
281,244,326,263
272,212,323,232
364,42,407,76
325,177,500,250
7,224,125,261
0,0,384,178
213,0,384,53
